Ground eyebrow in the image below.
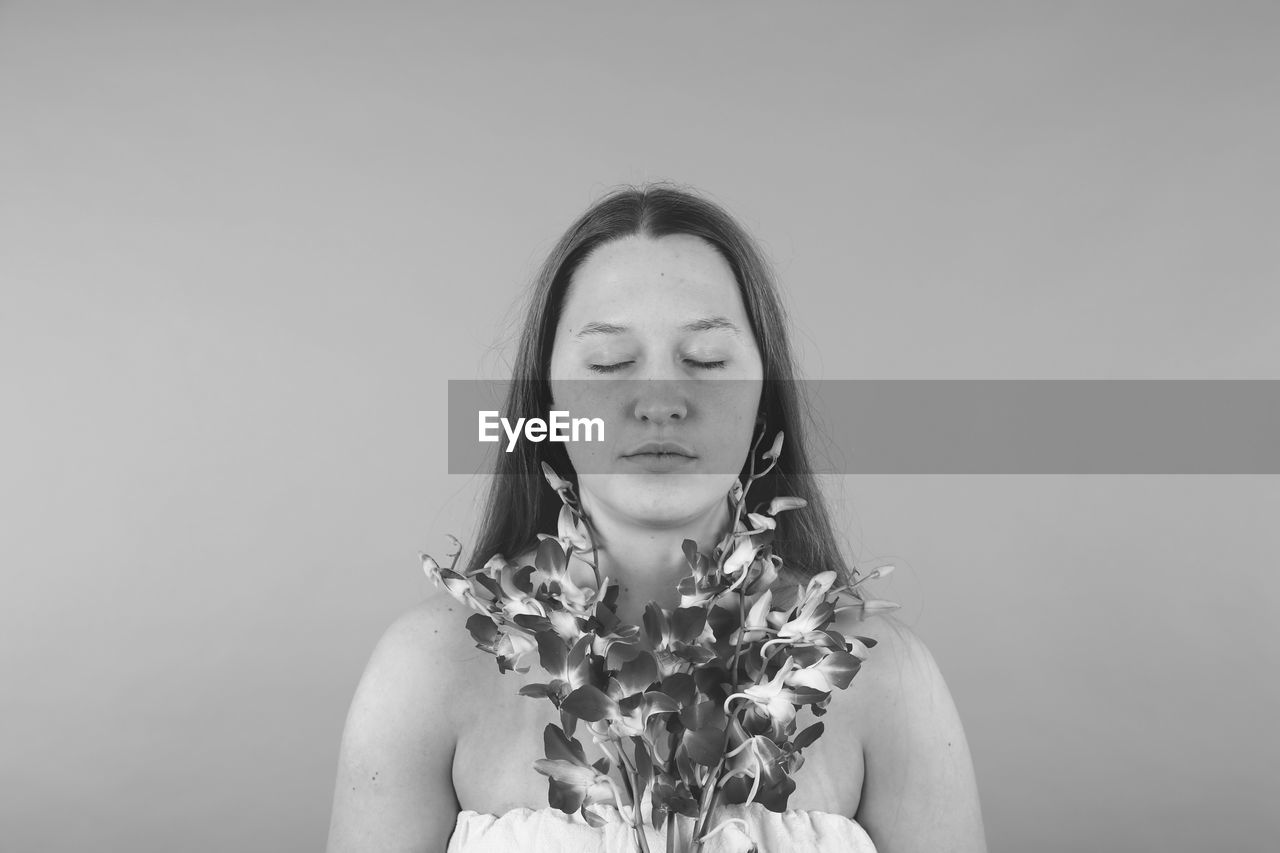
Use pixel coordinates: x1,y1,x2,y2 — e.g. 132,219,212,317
573,316,743,339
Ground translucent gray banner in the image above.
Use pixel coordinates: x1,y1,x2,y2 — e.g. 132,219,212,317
447,380,1280,475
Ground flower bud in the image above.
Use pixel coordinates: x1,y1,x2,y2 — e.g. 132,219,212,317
767,496,807,515
541,462,573,494
482,553,509,577
723,537,760,575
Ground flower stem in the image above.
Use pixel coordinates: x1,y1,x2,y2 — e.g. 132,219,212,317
613,738,652,853
729,595,747,688
691,753,726,852
578,506,603,592
693,587,749,851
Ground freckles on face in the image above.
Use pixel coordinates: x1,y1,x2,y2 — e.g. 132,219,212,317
546,234,764,497
549,234,763,381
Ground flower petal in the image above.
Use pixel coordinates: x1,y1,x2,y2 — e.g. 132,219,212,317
767,496,806,515
723,537,759,575
562,684,620,722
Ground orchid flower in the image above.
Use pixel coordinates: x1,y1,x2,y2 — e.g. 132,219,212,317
760,571,844,656
533,724,624,820
566,683,680,740
465,614,539,673
544,649,678,741
421,554,490,614
783,648,865,692
540,461,575,496
677,576,722,609
494,565,548,619
677,539,725,608
590,622,641,664
536,503,595,563
723,655,830,741
734,552,781,599
546,607,585,642
533,759,619,812
729,589,775,646
530,538,600,619
719,733,791,811
520,632,596,700
643,603,716,679
723,656,802,730
558,503,593,553
721,536,761,576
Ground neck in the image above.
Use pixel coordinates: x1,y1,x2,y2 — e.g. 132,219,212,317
568,494,737,628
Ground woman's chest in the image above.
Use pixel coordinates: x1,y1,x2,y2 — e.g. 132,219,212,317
451,668,869,819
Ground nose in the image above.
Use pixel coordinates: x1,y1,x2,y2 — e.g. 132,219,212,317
632,379,689,423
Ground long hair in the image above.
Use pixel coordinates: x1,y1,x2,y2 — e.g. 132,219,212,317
464,184,857,592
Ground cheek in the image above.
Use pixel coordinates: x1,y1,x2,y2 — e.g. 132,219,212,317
717,388,763,474
549,381,631,469
707,383,762,433
561,438,609,476
550,379,625,420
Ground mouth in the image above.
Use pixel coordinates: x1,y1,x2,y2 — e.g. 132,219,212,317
625,451,694,458
621,452,697,471
622,441,697,458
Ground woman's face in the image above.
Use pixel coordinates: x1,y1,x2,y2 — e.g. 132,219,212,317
548,234,765,529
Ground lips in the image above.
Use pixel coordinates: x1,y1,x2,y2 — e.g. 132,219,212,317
623,440,696,458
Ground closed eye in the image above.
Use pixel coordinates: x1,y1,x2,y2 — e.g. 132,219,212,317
587,360,727,374
587,362,633,374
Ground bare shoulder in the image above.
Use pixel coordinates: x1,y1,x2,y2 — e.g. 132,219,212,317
356,592,479,708
324,591,482,853
389,591,488,676
835,611,989,853
825,610,940,757
836,611,935,711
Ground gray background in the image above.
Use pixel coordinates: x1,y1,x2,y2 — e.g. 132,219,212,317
2,2,1277,852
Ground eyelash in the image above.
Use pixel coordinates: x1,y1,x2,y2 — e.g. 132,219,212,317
588,360,727,374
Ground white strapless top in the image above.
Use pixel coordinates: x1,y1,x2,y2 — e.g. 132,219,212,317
446,802,878,852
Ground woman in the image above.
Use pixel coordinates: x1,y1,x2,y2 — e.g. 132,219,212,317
326,186,988,852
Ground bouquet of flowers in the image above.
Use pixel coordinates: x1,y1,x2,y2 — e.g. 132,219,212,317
422,427,897,852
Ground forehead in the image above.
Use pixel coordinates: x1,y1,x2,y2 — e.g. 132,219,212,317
559,234,747,323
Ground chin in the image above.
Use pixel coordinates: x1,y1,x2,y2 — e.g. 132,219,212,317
576,470,733,528
616,490,725,528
